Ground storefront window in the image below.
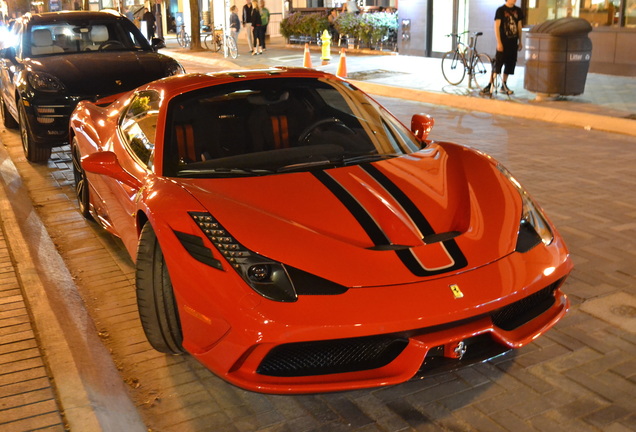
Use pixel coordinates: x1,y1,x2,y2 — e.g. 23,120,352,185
526,0,632,27
579,0,619,26
626,0,636,26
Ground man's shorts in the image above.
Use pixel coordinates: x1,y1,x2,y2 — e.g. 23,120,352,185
494,48,518,75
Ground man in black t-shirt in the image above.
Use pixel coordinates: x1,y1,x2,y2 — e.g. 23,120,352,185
482,0,524,95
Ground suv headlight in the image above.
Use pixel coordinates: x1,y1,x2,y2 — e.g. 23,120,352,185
27,71,65,92
165,62,185,76
497,164,554,252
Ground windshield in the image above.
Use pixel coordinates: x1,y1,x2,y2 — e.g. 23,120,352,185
27,18,149,56
163,77,422,178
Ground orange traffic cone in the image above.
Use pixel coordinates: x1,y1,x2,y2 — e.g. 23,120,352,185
303,43,312,68
336,48,347,78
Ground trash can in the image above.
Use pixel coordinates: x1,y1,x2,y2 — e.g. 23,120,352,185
524,17,593,96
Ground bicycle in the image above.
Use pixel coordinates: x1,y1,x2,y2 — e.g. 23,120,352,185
176,24,190,48
441,31,492,90
203,27,238,59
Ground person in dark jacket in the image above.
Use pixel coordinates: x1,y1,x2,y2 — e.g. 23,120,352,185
242,0,253,52
250,0,263,55
230,5,241,51
142,7,156,39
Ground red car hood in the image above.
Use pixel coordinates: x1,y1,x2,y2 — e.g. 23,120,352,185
177,144,522,287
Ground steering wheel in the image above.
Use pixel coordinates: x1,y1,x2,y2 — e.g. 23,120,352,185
298,118,355,145
98,40,125,51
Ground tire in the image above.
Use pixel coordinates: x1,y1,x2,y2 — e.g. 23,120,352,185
136,222,184,354
472,53,493,90
441,50,466,86
71,137,92,220
203,34,212,50
19,103,51,163
1,95,18,129
226,36,238,59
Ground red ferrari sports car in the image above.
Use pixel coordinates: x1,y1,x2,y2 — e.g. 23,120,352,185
70,68,572,394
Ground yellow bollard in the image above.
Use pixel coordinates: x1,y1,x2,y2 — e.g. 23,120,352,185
320,30,332,65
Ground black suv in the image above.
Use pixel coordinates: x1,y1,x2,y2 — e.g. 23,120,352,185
0,10,185,162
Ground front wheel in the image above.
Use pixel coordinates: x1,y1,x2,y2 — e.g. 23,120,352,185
19,103,51,163
226,36,238,59
71,137,92,220
203,34,213,50
441,50,466,86
471,53,493,90
136,223,184,354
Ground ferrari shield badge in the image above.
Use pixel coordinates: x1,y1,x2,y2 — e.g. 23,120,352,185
450,284,464,299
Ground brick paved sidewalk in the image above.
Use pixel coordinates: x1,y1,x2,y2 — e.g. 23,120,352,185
0,228,66,431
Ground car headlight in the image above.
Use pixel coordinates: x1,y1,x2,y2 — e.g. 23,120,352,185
497,164,554,252
165,62,185,76
189,212,298,302
27,71,65,92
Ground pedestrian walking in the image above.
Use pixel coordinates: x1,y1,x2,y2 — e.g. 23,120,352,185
250,0,263,55
142,7,156,39
259,0,269,50
242,0,254,53
230,5,240,52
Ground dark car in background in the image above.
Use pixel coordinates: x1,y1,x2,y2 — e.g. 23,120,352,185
0,10,184,162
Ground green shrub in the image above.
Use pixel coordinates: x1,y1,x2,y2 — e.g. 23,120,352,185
281,12,329,38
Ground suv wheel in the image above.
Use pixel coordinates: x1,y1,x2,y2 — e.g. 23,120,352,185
19,102,51,163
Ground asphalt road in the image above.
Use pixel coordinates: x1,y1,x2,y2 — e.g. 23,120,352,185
1,58,634,431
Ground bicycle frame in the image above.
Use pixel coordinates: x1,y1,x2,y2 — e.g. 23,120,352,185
441,31,492,91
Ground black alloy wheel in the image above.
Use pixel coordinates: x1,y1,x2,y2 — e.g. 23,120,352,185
18,102,51,162
136,222,185,354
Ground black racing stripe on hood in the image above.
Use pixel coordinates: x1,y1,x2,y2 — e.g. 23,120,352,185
361,163,468,276
312,170,390,246
361,163,435,236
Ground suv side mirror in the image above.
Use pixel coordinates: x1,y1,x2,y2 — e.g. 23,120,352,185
411,114,434,141
0,46,16,62
151,37,165,51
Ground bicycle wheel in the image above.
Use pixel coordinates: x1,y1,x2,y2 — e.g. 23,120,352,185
226,36,238,59
471,53,493,89
441,50,466,86
203,34,212,50
214,34,223,52
176,31,185,47
184,32,191,48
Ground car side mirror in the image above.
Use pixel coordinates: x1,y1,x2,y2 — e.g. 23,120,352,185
0,46,16,62
411,114,434,141
151,37,165,51
82,151,142,189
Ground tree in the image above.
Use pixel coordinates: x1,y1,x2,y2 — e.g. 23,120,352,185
189,0,202,50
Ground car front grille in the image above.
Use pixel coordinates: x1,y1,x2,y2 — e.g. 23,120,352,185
256,335,408,377
491,280,561,331
256,280,564,378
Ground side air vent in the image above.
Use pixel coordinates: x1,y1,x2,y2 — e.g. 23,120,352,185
173,230,223,270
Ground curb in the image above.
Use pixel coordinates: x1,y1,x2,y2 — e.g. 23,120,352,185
350,81,636,137
0,145,146,432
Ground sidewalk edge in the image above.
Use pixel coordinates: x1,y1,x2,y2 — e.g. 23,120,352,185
350,81,636,137
0,145,146,432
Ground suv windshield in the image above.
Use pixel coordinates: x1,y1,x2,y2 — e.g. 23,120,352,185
27,18,149,56
163,77,422,178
